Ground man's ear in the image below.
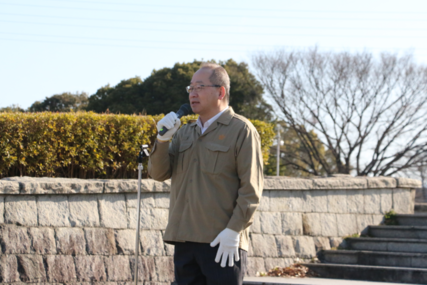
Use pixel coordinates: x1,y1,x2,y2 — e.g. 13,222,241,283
219,86,226,100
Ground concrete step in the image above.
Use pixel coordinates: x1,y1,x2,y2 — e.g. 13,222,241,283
303,263,427,284
320,250,427,268
346,237,427,253
396,214,427,226
415,203,427,213
369,225,427,239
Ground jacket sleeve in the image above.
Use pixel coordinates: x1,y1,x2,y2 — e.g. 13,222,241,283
148,134,180,182
226,123,264,232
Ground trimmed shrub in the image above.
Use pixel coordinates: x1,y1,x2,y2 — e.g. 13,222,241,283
0,112,274,179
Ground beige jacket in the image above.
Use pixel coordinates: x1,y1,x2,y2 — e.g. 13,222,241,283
148,107,263,251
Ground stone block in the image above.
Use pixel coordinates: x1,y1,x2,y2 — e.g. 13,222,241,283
130,256,157,282
282,213,302,235
396,177,422,188
329,237,347,249
85,228,117,255
37,195,70,227
356,215,374,235
0,224,31,254
75,256,107,282
105,179,171,193
380,189,393,214
5,195,38,226
367,177,397,189
105,179,138,193
104,255,132,281
0,180,20,194
275,236,295,257
292,236,316,258
164,242,174,256
45,255,77,282
364,189,382,214
307,190,328,213
320,213,338,237
260,212,281,234
129,208,168,230
0,255,20,283
327,190,347,213
141,230,166,256
154,193,170,208
116,229,137,255
346,190,364,214
126,193,155,209
56,227,86,255
264,177,313,190
270,190,307,212
29,227,56,254
312,177,367,189
250,234,278,257
99,194,128,229
269,191,290,212
336,214,358,237
69,195,100,227
155,257,174,282
302,213,322,236
0,196,3,224
257,191,270,212
250,211,261,233
393,189,413,214
264,258,293,271
372,214,384,225
16,255,47,282
313,237,331,251
246,257,266,276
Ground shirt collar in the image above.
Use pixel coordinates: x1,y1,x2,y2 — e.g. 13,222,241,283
196,106,229,130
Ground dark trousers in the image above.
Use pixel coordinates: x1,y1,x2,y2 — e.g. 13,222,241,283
174,242,247,285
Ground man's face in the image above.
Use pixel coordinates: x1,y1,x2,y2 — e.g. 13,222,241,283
189,69,221,116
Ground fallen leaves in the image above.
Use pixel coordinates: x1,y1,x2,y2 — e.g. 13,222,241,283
264,264,320,278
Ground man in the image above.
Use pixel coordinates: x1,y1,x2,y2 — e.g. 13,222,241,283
148,63,263,285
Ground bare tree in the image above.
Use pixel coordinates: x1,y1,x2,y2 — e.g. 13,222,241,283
253,48,427,176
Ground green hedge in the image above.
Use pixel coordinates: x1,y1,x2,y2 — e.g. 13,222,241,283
0,112,275,179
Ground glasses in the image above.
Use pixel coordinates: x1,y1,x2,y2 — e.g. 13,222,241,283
186,85,221,94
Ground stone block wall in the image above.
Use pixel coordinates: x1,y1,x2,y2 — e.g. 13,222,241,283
0,176,420,284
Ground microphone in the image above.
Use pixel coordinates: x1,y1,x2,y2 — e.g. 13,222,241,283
159,103,192,136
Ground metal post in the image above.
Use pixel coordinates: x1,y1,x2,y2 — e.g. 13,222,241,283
134,144,149,285
276,124,281,176
134,163,143,284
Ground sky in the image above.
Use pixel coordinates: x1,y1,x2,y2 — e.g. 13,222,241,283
1,0,427,109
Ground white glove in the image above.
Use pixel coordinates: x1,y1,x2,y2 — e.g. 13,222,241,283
157,112,181,141
210,228,240,267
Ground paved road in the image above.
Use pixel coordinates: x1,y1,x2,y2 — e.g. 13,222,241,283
244,277,422,285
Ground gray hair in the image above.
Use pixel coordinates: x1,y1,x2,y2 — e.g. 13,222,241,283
199,62,230,103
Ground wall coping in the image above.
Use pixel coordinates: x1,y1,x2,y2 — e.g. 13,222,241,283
0,176,421,195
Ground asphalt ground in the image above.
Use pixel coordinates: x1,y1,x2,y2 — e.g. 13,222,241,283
244,277,422,285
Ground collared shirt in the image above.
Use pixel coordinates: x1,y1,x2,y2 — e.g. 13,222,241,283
148,107,263,251
196,106,229,134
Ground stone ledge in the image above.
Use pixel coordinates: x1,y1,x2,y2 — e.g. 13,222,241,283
1,176,421,195
0,177,170,195
1,177,104,194
265,176,420,190
396,177,422,188
0,180,20,194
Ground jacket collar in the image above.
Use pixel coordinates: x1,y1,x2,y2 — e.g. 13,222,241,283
190,106,234,128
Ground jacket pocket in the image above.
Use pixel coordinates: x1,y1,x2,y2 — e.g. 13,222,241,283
203,142,230,174
176,140,193,174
